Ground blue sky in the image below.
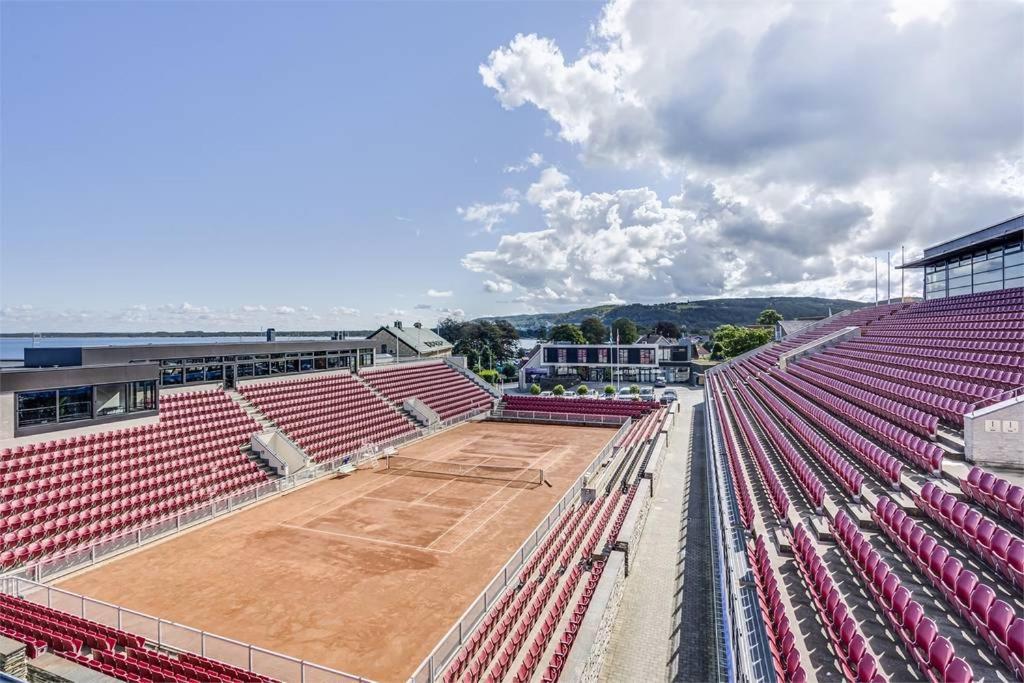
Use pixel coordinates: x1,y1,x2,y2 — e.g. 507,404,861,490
2,0,1021,332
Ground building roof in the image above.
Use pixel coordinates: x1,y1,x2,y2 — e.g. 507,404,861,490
635,333,679,346
899,213,1024,269
369,324,453,355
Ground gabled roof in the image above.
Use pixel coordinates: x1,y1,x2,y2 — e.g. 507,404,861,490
368,324,453,354
635,334,678,346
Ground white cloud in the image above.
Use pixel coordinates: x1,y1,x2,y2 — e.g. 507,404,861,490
426,289,453,298
437,307,466,318
483,279,514,293
331,306,360,317
457,192,521,233
504,151,546,173
470,0,1023,302
274,306,296,315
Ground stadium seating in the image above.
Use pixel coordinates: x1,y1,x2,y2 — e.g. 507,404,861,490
0,390,267,570
0,590,277,682
239,372,417,462
961,466,1024,529
707,288,1024,683
360,361,494,420
500,395,657,419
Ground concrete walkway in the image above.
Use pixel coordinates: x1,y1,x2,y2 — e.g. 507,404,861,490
599,387,716,683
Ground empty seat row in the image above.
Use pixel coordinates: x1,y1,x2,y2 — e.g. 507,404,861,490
873,497,1023,678
789,524,882,682
962,467,1024,529
747,536,807,682
915,483,1024,589
831,511,974,683
770,369,943,474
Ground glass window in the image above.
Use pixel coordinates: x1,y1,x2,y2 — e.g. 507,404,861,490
327,356,342,369
974,280,1003,293
128,381,157,412
285,359,299,373
185,366,205,382
237,363,255,378
271,353,285,360
948,273,971,287
300,358,314,372
205,365,224,381
255,354,269,360
974,268,1002,285
286,353,299,358
271,361,286,374
314,351,327,356
949,285,972,297
1007,277,1023,289
59,386,92,422
160,359,182,367
925,271,946,284
185,358,205,365
974,258,1002,274
236,355,254,361
17,390,57,427
254,362,270,376
314,357,327,370
161,367,184,385
95,383,126,417
949,263,971,278
1005,264,1024,280
1006,250,1024,267
204,357,222,363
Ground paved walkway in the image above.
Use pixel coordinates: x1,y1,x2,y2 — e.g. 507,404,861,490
600,387,716,683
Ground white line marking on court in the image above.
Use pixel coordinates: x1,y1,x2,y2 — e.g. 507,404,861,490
279,523,449,554
362,495,466,512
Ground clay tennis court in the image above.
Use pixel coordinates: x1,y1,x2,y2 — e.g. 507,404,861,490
56,420,613,682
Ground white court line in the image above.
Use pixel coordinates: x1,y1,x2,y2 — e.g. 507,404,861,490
279,522,450,554
362,495,468,512
433,444,569,554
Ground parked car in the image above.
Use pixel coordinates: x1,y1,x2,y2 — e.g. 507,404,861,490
639,387,655,399
660,390,677,405
654,377,667,388
540,391,554,397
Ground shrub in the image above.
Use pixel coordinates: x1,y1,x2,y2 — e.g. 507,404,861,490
604,385,615,395
501,364,518,380
478,369,500,384
530,383,542,395
577,385,589,395
629,385,640,394
552,384,565,396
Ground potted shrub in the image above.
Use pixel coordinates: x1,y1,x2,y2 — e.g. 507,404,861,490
530,383,542,395
577,385,589,395
604,385,615,396
552,384,565,396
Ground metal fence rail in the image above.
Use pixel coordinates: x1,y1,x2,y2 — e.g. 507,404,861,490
0,577,370,683
407,418,633,682
5,407,490,585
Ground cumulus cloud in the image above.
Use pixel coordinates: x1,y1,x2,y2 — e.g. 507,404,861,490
468,0,1024,303
483,279,515,294
504,151,545,173
457,191,521,233
426,289,453,298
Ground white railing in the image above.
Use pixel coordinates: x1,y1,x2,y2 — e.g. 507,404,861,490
491,409,629,427
6,409,490,585
443,358,503,399
0,577,370,683
407,418,633,682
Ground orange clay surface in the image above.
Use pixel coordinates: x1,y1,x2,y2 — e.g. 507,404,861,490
57,421,613,682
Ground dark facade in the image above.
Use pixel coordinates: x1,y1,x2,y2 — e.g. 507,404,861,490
900,214,1024,300
3,339,376,438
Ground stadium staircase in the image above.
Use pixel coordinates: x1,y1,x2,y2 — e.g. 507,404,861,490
705,287,1024,683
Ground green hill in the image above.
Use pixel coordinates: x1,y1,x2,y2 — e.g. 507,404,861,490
477,296,872,335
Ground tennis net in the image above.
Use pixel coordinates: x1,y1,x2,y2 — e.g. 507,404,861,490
384,455,543,485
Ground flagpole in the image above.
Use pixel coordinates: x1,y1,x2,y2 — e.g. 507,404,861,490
901,245,905,302
874,257,878,306
887,251,891,304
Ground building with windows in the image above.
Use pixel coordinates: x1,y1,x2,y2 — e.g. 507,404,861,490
518,339,693,388
366,321,453,360
0,338,375,438
900,213,1023,299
